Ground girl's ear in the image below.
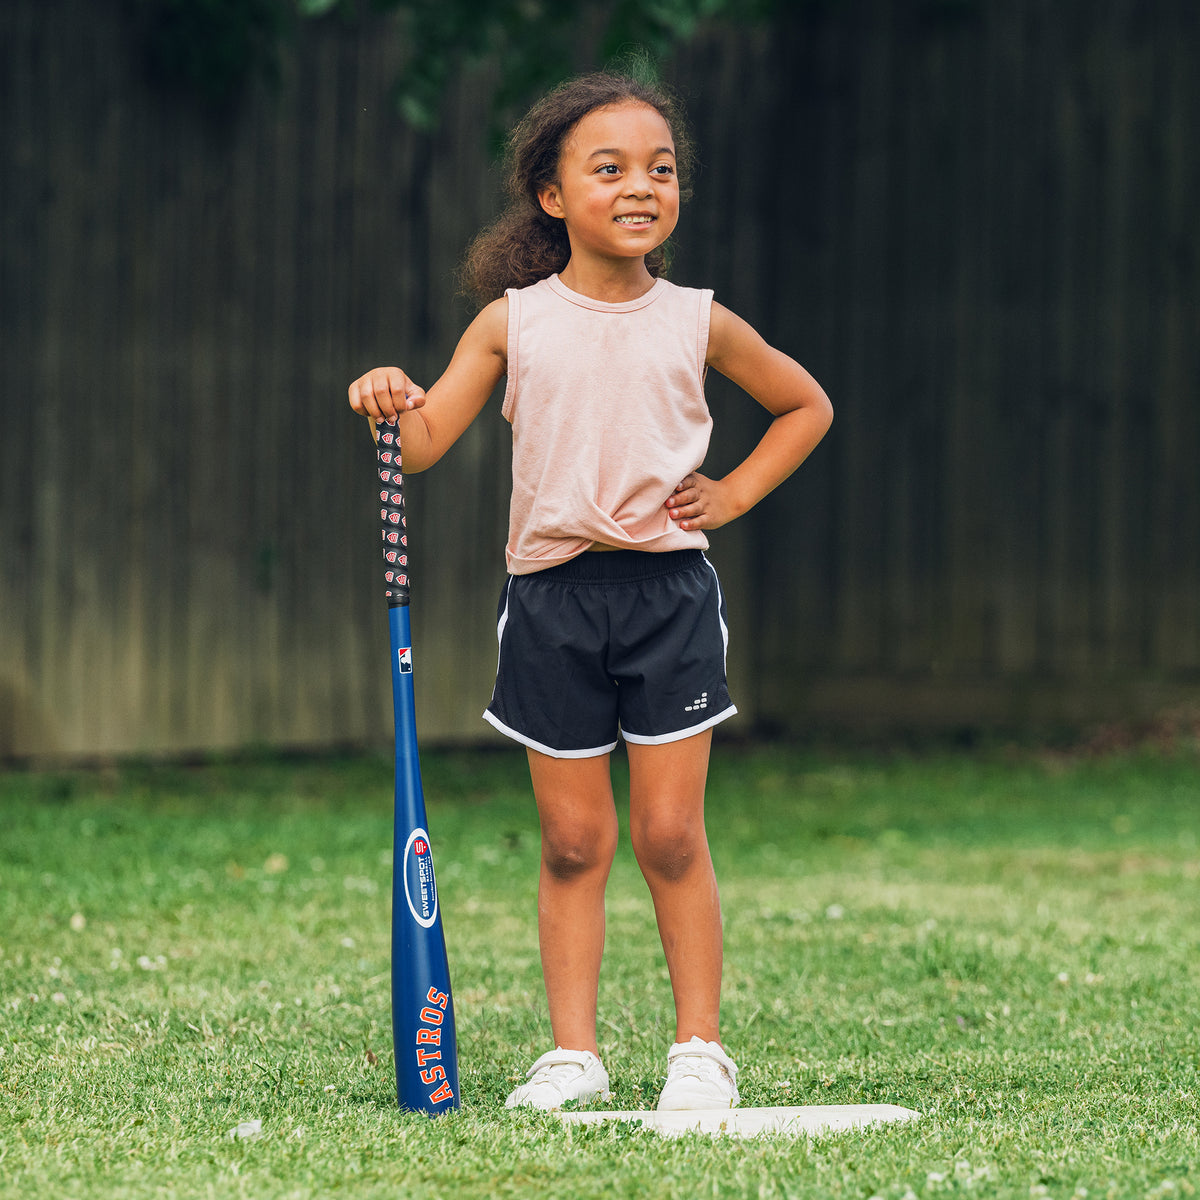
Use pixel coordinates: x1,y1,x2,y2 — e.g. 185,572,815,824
538,184,565,219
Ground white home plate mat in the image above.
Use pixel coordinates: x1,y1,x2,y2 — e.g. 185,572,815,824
556,1103,920,1139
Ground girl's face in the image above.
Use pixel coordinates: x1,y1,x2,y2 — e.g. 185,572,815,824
538,101,680,269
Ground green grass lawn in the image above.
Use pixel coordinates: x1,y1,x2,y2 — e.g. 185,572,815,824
2,742,1198,1198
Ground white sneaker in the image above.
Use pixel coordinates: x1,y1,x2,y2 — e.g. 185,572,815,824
656,1036,740,1110
504,1048,612,1110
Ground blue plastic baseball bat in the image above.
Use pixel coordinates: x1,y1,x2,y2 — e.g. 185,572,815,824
374,419,460,1115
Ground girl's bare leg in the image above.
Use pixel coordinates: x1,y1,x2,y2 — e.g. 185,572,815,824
526,748,619,1055
626,729,723,1045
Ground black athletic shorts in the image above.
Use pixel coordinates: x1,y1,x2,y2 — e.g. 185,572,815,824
483,549,737,758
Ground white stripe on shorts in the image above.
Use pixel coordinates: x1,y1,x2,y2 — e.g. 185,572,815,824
621,703,739,747
493,577,513,673
702,553,731,668
481,708,620,759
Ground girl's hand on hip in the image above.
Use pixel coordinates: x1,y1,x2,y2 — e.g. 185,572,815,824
666,473,741,532
348,366,427,423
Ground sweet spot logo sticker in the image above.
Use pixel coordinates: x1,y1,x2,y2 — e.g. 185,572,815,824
403,827,438,927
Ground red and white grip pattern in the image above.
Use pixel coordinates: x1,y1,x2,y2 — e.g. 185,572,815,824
377,422,409,607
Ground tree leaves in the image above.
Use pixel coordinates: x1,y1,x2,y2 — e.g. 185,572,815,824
131,0,782,129
375,0,781,131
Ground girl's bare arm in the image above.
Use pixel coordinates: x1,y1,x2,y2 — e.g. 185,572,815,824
347,298,509,472
667,302,833,531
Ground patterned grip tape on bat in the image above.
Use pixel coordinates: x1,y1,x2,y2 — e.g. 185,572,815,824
377,422,410,608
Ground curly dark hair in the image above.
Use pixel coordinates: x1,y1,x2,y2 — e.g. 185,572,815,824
459,71,695,307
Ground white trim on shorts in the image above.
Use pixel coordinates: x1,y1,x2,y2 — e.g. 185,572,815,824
621,703,739,747
492,577,513,675
482,708,620,759
702,554,731,667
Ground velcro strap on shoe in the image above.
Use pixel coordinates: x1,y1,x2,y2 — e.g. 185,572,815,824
667,1040,737,1076
526,1048,596,1078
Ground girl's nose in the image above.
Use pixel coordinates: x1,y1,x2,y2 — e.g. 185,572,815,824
625,170,653,197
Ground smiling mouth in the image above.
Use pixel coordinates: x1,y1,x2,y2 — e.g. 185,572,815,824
615,214,655,225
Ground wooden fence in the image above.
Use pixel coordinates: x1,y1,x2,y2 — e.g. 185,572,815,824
2,0,1198,760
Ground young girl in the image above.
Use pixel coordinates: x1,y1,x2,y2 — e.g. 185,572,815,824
349,71,832,1111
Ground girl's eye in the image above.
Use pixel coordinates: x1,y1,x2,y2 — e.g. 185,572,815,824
652,164,675,176
597,164,620,175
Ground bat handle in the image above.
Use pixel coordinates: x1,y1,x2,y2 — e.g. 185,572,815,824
375,421,410,608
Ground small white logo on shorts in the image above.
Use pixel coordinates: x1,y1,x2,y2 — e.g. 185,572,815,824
684,692,709,713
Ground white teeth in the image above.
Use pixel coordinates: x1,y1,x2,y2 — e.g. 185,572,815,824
615,215,654,224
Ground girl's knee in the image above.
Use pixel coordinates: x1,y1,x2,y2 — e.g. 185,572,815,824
632,815,706,883
541,821,617,881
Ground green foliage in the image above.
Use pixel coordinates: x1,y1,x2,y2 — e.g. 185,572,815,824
2,746,1199,1196
129,0,782,126
365,0,780,131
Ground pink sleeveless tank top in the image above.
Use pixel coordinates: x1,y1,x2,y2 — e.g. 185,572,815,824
502,273,714,575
